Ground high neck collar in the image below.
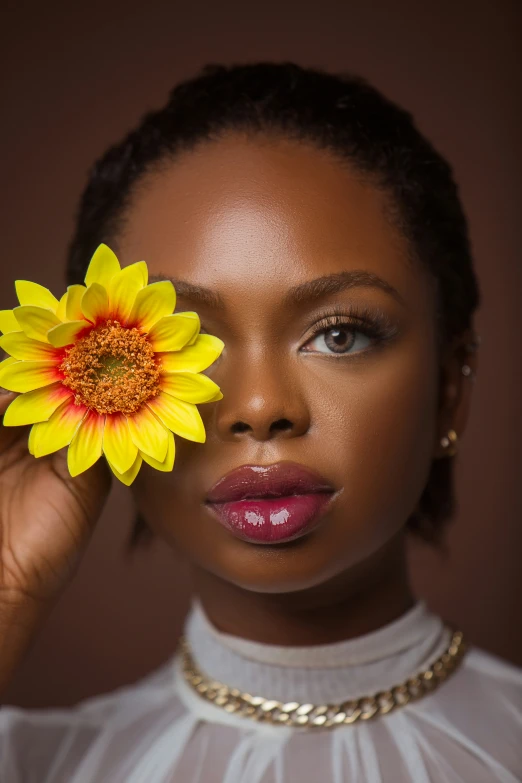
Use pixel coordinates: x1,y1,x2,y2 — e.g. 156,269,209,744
183,598,450,705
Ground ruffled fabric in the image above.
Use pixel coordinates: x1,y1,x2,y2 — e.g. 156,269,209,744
1,600,521,782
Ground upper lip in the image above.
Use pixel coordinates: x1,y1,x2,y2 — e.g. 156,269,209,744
205,461,336,503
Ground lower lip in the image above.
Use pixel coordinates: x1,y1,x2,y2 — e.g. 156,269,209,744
205,493,334,544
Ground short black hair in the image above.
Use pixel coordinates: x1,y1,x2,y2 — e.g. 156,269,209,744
66,62,480,548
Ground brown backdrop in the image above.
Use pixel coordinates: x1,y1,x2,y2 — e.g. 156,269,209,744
2,0,521,708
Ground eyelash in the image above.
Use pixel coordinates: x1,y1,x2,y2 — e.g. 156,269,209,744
301,304,399,357
197,304,398,357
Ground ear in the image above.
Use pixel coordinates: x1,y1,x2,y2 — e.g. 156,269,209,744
434,327,480,459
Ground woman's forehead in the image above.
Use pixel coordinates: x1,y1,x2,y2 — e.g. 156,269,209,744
119,136,427,306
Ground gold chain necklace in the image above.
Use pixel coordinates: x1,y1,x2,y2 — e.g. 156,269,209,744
179,628,466,729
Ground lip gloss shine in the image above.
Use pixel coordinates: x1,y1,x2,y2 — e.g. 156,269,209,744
207,493,334,543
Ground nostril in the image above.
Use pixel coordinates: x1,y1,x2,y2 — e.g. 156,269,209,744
269,418,293,434
231,421,250,434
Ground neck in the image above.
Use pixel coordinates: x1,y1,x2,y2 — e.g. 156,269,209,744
191,533,415,647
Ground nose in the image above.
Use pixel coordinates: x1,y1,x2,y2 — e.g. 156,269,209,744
212,355,311,443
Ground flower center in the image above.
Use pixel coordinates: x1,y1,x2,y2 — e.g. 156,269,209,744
59,320,161,415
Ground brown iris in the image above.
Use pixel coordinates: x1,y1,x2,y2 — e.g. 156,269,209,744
59,320,161,415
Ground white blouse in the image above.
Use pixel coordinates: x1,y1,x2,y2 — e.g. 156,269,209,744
1,599,521,782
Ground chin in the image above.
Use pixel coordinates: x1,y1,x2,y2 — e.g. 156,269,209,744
187,521,378,595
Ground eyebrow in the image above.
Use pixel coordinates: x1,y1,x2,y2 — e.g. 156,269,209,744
149,269,405,310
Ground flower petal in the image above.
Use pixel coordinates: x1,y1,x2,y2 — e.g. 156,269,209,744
158,334,224,373
0,332,59,361
206,389,225,402
147,392,206,443
66,285,87,321
140,430,175,472
128,281,176,332
126,404,169,462
31,399,87,457
106,453,143,486
56,292,68,321
107,262,148,323
15,281,59,312
67,410,105,476
147,312,200,352
130,261,148,287
0,310,20,335
84,244,121,288
0,359,61,393
0,357,18,368
102,412,138,474
160,371,222,403
3,382,73,426
47,320,92,348
28,423,37,455
81,283,109,324
13,306,61,342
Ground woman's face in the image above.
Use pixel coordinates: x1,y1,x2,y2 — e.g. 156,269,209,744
118,134,441,594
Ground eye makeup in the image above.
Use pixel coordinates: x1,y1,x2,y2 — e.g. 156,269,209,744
300,302,400,358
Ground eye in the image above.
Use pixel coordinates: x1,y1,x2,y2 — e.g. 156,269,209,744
303,322,373,355
300,306,398,358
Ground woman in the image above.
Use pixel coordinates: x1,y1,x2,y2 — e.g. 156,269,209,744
0,62,520,782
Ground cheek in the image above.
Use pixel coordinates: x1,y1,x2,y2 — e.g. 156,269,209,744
315,346,438,553
131,439,202,532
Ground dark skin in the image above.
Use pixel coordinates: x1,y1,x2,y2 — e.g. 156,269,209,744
113,133,477,646
0,132,478,698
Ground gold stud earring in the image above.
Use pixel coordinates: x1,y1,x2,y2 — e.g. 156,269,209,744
440,429,458,457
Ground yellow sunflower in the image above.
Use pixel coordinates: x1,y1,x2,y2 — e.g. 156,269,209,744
0,244,224,485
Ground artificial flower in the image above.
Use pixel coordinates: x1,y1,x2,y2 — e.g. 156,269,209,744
0,244,224,485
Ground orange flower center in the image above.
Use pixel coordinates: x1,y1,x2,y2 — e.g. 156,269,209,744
59,320,161,415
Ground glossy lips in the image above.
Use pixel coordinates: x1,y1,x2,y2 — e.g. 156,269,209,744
205,462,336,544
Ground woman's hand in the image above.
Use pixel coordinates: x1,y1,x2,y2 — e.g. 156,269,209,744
0,387,111,694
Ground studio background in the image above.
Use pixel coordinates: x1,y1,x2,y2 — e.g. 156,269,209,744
2,0,521,708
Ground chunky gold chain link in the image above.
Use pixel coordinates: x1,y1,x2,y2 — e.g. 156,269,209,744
179,628,466,729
